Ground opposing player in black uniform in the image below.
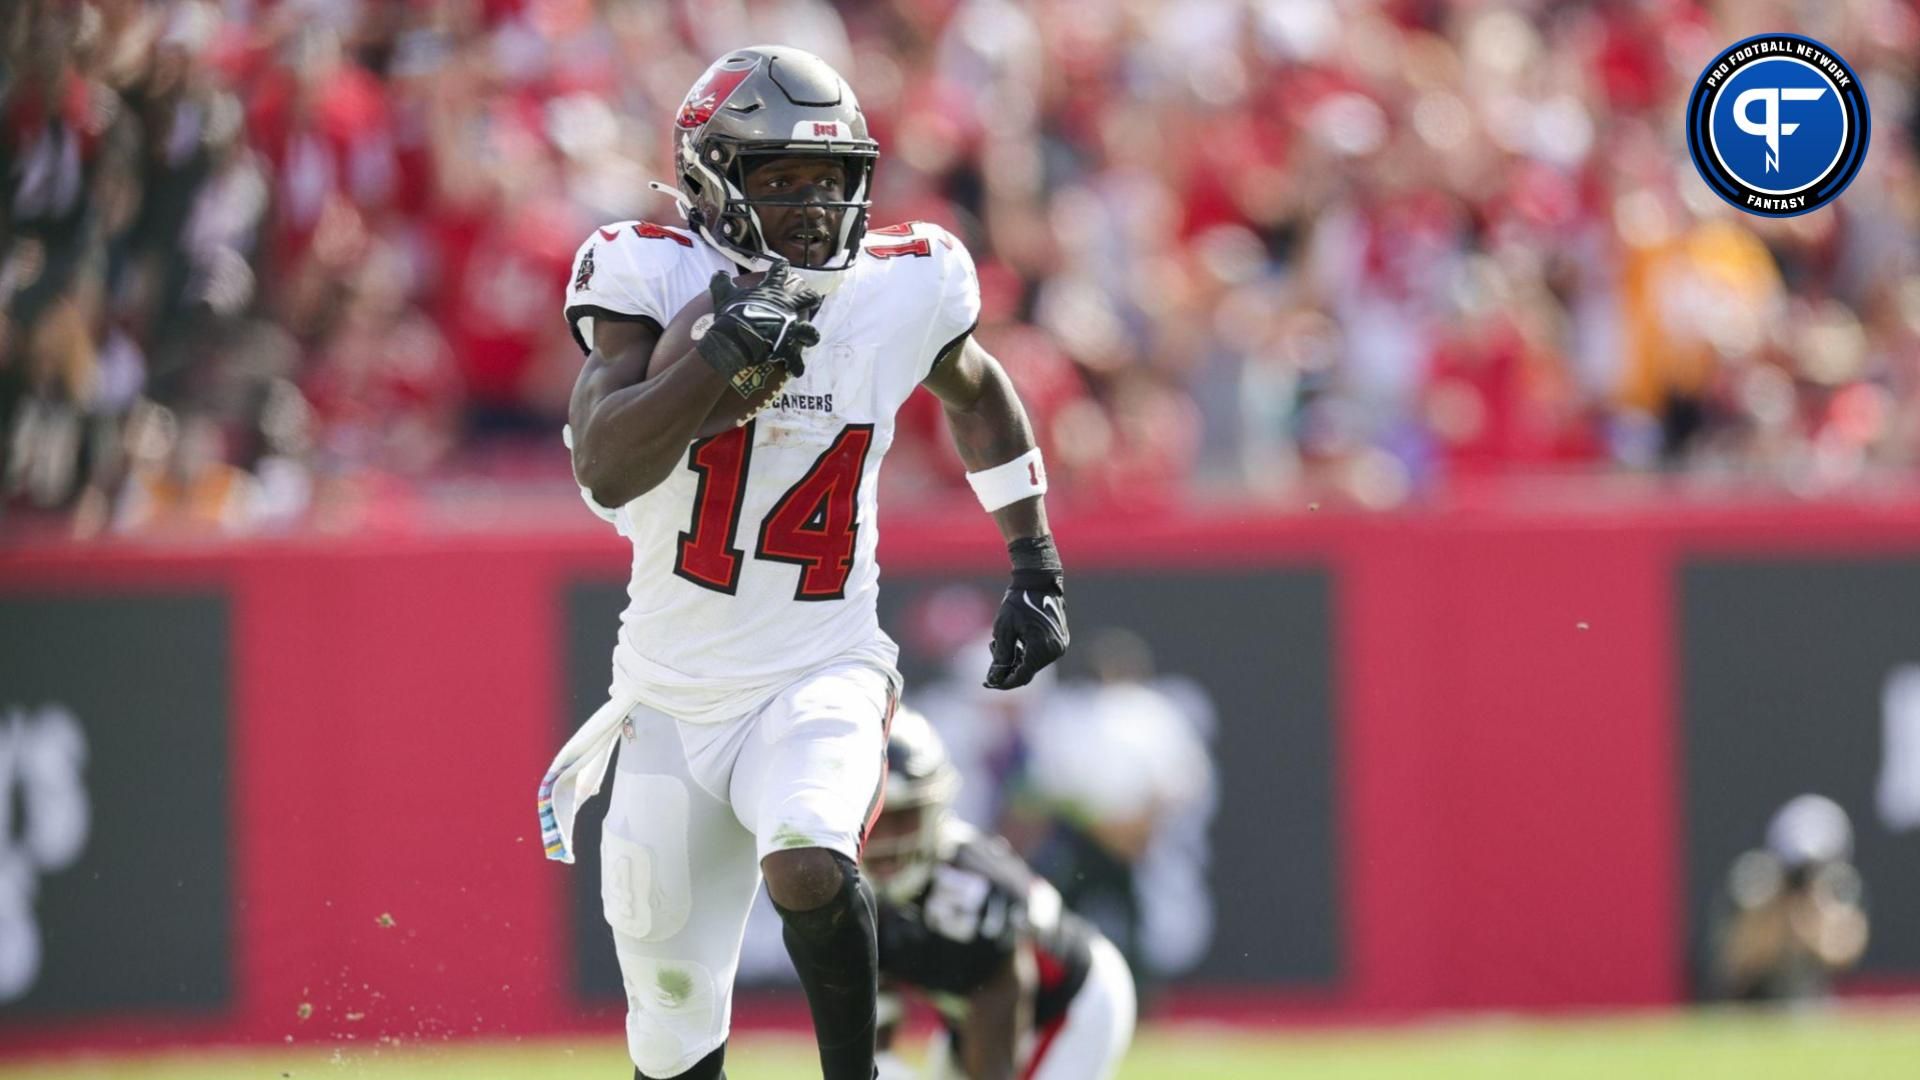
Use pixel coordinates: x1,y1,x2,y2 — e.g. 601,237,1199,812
864,707,1134,1080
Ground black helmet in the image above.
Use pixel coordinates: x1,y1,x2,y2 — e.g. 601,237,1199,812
670,46,878,293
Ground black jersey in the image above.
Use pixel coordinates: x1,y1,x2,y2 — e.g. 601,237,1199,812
877,822,1096,1031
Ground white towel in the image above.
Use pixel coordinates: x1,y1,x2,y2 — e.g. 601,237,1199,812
538,694,636,863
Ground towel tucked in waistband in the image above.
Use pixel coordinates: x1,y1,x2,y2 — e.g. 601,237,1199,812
537,693,637,863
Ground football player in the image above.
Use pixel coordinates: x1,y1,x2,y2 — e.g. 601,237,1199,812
1708,793,1869,1001
538,46,1071,1080
867,707,1135,1080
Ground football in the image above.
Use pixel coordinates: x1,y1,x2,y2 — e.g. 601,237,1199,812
648,270,790,439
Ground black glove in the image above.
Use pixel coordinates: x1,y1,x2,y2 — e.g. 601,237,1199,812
697,263,822,394
985,535,1069,690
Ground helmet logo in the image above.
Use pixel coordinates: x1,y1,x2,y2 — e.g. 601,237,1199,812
677,65,754,130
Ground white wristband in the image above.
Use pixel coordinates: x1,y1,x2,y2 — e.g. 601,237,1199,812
965,447,1047,512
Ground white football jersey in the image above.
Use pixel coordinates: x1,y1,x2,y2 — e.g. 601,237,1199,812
563,220,980,724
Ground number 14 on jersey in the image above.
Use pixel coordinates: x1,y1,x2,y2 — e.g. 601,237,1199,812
673,422,875,601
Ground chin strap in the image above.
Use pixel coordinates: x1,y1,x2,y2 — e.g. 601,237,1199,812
655,178,775,274
652,178,853,298
646,180,694,220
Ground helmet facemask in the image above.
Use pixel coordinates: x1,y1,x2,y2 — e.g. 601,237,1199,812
679,140,875,278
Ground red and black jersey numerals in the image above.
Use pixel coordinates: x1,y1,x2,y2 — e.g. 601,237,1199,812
672,424,873,599
867,239,931,259
598,222,690,246
756,425,875,600
633,221,693,247
673,425,754,593
866,221,933,259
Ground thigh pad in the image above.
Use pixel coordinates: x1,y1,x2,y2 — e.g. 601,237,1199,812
601,774,693,942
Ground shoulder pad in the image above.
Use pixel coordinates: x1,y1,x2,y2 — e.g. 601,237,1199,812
563,221,702,353
862,222,979,375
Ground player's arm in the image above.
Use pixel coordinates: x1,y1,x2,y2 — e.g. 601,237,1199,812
958,936,1037,1080
567,316,733,507
922,336,1048,541
570,266,822,507
922,335,1068,689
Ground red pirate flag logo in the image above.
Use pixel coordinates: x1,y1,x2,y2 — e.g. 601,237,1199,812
677,64,755,130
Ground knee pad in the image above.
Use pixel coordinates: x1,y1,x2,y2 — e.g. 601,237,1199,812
618,953,725,1077
770,851,867,939
602,774,692,942
763,846,852,913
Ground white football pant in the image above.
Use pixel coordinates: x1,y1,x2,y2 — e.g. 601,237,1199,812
598,660,893,1077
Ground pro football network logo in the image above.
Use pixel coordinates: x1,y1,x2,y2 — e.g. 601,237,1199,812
1686,33,1870,218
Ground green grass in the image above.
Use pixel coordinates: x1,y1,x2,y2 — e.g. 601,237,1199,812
7,1008,1920,1080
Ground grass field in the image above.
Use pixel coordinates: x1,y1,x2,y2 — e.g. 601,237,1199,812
8,1008,1920,1080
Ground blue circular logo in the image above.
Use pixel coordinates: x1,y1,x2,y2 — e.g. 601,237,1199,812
1687,34,1870,217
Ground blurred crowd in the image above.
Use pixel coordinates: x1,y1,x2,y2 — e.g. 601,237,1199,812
4,0,1920,536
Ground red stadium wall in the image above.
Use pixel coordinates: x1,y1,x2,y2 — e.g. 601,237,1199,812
4,500,1920,1051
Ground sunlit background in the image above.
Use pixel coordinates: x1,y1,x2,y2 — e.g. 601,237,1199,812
4,0,1920,1076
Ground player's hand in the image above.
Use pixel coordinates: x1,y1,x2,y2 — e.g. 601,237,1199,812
985,536,1069,690
698,264,821,391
